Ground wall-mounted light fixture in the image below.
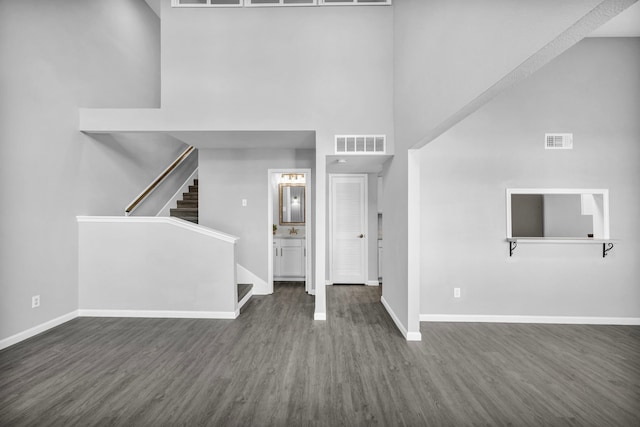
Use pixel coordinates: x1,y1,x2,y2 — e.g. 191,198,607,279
281,173,305,183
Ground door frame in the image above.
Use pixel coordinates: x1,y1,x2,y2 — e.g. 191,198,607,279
267,168,313,295
328,173,368,285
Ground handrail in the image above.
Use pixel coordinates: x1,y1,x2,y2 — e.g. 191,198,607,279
125,145,195,216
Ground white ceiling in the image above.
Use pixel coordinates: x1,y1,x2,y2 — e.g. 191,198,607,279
588,2,640,37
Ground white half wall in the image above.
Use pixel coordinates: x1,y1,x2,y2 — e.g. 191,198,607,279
78,217,238,316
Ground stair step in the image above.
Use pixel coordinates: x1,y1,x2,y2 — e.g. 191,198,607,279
238,283,253,302
177,200,198,208
171,208,198,215
173,178,199,224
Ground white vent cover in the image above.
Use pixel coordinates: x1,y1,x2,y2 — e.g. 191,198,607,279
545,133,573,149
335,135,386,154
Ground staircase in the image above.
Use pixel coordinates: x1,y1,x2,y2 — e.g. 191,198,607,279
170,179,198,224
238,283,253,303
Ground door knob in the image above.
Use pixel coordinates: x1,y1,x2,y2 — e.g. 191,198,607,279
358,234,364,238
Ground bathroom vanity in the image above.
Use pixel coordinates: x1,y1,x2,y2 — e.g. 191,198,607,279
273,236,306,281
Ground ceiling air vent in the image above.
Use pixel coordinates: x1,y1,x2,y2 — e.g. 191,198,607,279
335,135,385,154
545,133,573,150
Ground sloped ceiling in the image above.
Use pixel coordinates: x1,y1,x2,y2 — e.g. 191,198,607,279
144,0,161,18
589,1,640,36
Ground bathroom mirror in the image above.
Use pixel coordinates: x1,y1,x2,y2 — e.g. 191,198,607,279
506,189,609,239
279,183,305,225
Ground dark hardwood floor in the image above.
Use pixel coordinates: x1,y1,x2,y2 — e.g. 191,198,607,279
1,283,639,426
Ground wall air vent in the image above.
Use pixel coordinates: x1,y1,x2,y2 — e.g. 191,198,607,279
545,133,573,150
335,135,385,154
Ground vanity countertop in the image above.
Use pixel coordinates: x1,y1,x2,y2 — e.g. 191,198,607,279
274,235,305,239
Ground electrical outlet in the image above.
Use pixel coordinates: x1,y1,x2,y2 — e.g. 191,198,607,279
242,199,247,207
454,288,461,298
32,295,40,308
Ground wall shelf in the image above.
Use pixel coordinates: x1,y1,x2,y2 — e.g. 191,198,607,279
506,238,615,258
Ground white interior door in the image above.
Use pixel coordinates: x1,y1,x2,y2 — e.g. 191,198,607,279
330,174,367,284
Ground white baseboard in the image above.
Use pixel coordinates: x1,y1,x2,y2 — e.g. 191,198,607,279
1,304,251,351
274,277,305,282
381,296,422,341
419,314,640,325
0,311,78,351
326,280,379,286
406,331,422,341
314,312,326,321
78,309,237,319
237,264,269,295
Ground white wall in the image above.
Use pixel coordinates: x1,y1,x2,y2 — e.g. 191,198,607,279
0,0,173,341
160,2,394,139
77,132,187,216
129,147,198,217
367,174,379,284
420,38,640,319
388,0,618,335
199,149,315,284
78,218,237,315
160,0,394,318
543,195,592,238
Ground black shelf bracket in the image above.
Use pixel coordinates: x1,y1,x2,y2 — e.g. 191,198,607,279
603,242,614,258
509,241,517,257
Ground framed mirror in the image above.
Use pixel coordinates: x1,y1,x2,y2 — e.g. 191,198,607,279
279,183,305,225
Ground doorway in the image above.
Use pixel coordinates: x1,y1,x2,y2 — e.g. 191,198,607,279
268,169,313,295
329,174,368,284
